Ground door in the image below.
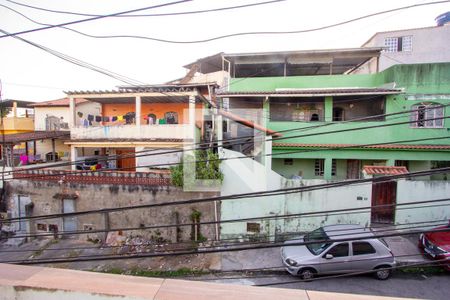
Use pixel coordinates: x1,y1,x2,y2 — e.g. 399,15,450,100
116,148,136,172
347,160,360,179
63,199,77,233
371,181,396,224
319,243,351,274
17,195,31,231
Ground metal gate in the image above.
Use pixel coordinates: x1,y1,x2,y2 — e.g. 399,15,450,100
371,181,396,224
63,199,77,233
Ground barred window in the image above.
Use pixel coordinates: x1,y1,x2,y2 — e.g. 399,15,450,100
410,104,444,128
315,159,337,176
384,36,412,52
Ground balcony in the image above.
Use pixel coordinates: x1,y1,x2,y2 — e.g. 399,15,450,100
71,124,194,140
1,117,34,132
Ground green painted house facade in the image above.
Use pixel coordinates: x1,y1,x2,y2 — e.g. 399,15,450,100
219,62,450,181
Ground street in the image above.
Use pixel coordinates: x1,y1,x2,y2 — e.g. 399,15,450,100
199,272,449,300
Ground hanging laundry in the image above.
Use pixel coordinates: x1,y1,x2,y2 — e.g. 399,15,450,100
117,115,124,121
112,116,118,122
83,118,89,127
77,112,83,118
87,114,94,122
103,116,110,122
95,116,102,122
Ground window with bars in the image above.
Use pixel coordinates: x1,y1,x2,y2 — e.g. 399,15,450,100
410,104,444,128
384,36,412,52
315,159,337,176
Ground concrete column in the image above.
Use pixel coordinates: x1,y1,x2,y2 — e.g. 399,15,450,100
69,97,76,128
216,112,223,150
324,157,333,180
189,95,196,141
51,139,56,162
324,96,333,122
386,159,395,166
70,146,77,171
135,96,141,128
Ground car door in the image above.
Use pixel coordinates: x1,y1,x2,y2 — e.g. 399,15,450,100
350,241,378,271
319,242,351,274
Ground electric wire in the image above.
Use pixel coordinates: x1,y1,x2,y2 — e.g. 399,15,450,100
2,1,448,44
4,0,288,18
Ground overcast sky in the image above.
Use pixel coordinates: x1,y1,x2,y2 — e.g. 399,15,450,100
0,0,448,101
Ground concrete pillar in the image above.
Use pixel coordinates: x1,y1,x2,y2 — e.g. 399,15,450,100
70,146,77,171
324,157,333,180
386,159,395,166
69,97,76,128
12,101,17,117
189,95,196,141
51,139,56,162
135,96,141,128
324,96,333,122
216,112,223,150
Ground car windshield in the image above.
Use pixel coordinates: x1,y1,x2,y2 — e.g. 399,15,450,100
304,227,331,255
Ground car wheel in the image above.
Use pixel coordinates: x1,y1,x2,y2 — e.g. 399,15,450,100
374,266,392,280
298,268,315,281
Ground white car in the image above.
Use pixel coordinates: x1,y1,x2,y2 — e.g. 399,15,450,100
281,224,396,280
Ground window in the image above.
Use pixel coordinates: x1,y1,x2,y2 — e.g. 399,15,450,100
410,104,444,128
325,243,349,258
352,242,376,255
284,159,293,165
314,159,337,176
270,97,324,122
164,112,178,124
384,36,412,52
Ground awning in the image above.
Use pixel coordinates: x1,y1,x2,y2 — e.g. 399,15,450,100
363,166,408,175
0,131,70,145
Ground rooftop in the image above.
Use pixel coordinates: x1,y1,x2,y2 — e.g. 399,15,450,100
30,98,87,107
363,166,409,176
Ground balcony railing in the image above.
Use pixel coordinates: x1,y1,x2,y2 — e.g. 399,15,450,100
71,124,193,140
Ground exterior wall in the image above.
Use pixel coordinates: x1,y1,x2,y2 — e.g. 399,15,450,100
34,107,70,131
1,117,34,133
219,149,372,240
135,147,182,170
5,180,218,243
35,139,70,161
395,180,450,225
360,26,450,72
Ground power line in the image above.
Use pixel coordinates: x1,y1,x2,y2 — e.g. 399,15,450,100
4,167,449,223
0,0,193,39
3,226,449,265
0,219,444,253
5,0,288,18
3,1,447,43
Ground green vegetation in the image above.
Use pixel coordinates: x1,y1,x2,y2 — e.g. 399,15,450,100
171,149,223,187
98,267,208,278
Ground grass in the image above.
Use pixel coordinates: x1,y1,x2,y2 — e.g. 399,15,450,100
98,267,208,278
399,266,447,275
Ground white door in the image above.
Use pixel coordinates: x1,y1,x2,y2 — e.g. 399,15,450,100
62,199,77,232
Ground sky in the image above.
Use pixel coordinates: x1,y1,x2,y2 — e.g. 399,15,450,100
0,0,448,101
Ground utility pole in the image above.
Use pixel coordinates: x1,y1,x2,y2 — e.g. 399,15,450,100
0,79,6,212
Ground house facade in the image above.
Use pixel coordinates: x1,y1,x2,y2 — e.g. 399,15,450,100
65,84,214,172
183,49,450,239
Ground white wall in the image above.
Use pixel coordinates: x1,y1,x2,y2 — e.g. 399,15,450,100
396,180,450,226
356,26,450,73
135,147,182,170
219,149,372,240
34,107,71,131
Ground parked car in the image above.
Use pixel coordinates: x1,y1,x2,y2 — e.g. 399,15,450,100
419,221,450,271
281,224,396,280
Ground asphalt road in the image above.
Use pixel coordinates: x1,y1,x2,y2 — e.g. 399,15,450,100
200,272,449,300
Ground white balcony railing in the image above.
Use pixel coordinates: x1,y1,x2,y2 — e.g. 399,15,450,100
71,124,193,140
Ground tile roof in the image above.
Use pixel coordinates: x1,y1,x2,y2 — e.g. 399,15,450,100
217,88,403,97
363,166,409,175
30,98,87,107
1,131,70,144
272,143,450,150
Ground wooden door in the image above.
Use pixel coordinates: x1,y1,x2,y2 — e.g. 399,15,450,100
371,181,396,224
116,148,136,172
347,160,360,179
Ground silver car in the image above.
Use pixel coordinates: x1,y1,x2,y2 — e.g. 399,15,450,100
281,224,396,280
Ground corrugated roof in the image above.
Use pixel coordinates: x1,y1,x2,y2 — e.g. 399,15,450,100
217,88,403,97
273,143,450,150
363,166,409,175
30,98,87,107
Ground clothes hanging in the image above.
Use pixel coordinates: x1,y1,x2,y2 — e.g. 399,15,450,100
112,116,118,122
77,112,83,118
95,116,102,122
103,116,110,122
117,115,124,121
87,114,94,122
